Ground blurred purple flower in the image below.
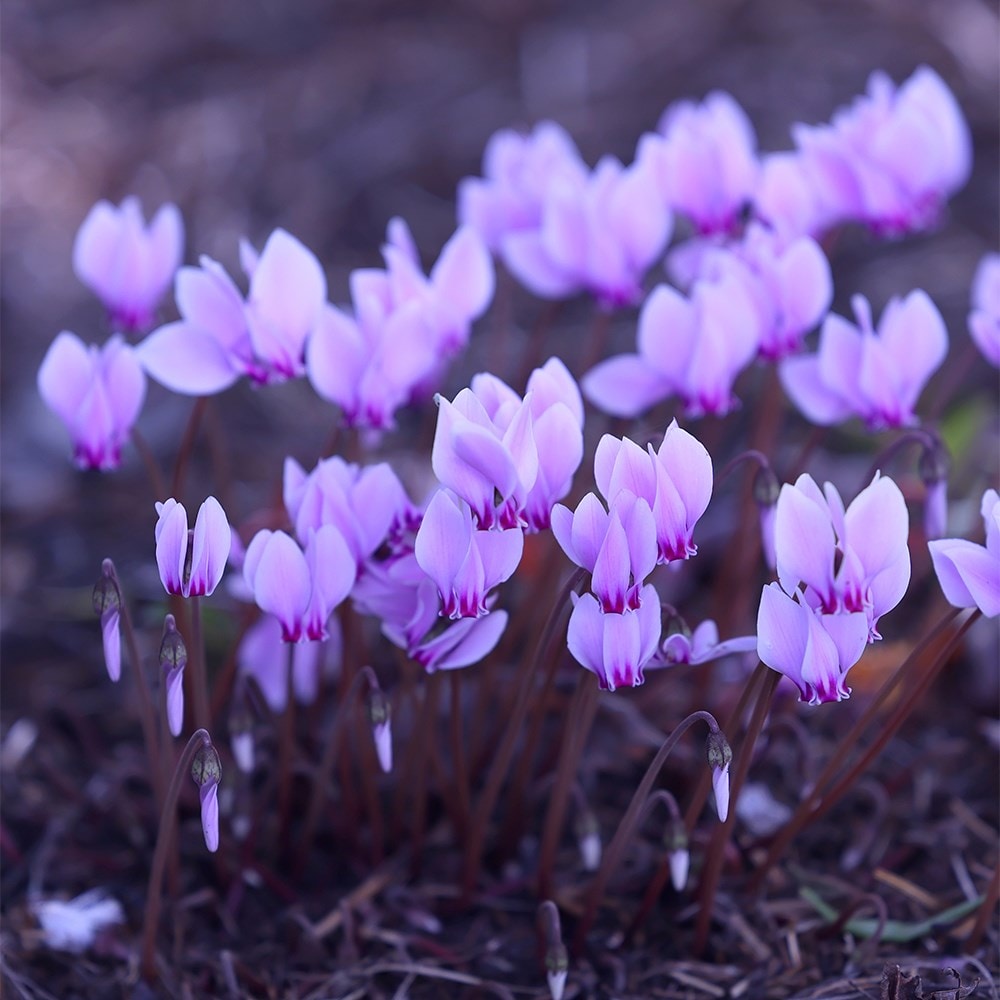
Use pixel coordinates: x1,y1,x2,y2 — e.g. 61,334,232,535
243,526,356,642
791,66,971,236
757,583,870,704
38,331,146,471
593,421,713,563
502,155,672,308
414,489,523,619
696,223,833,360
458,121,588,251
567,586,661,692
929,489,1000,618
968,253,1000,367
780,291,947,429
73,197,183,332
583,274,759,418
139,229,325,391
237,613,342,710
637,91,759,235
773,472,911,641
753,151,832,241
307,220,493,428
154,496,231,598
284,455,413,565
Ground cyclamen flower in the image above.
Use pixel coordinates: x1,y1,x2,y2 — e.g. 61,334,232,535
237,614,342,710
283,455,413,565
502,155,672,308
306,220,493,429
154,497,231,598
656,620,757,667
139,229,326,392
73,197,183,332
38,331,146,471
584,273,758,418
458,121,589,251
791,66,971,235
695,223,833,360
637,91,759,235
551,492,657,613
243,527,356,642
757,584,870,704
781,291,947,429
968,253,1000,367
567,586,661,692
468,359,585,531
593,421,713,563
929,489,1000,618
414,489,523,619
773,472,911,640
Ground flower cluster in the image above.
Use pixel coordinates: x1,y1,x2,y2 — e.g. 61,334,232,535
757,472,911,703
553,422,713,690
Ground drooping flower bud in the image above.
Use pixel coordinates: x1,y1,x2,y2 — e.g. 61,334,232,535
918,438,950,540
159,615,187,737
664,820,690,892
706,729,733,822
93,560,122,683
366,684,393,774
545,942,569,1000
191,743,222,852
228,700,255,774
574,807,601,872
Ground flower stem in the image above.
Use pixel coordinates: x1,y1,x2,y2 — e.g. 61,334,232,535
277,642,296,856
461,569,585,900
573,710,724,953
410,671,442,879
140,729,212,982
188,595,211,734
693,668,779,953
449,672,470,839
170,396,207,498
749,607,969,891
537,672,599,898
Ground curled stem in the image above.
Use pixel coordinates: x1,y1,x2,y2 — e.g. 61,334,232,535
573,710,724,953
140,728,212,981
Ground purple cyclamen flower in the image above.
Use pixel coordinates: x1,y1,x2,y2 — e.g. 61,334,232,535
757,583,870,705
457,121,589,251
139,229,326,392
583,273,759,418
154,496,231,598
283,455,412,565
243,526,356,642
38,331,146,471
695,223,832,360
414,489,523,619
237,613,342,710
567,585,661,692
551,492,658,613
773,472,911,641
468,359,585,532
191,744,222,854
73,197,183,332
306,220,493,428
137,255,257,394
502,155,672,308
593,421,713,563
791,66,971,236
929,489,1000,618
432,385,539,529
656,620,757,667
636,91,759,236
780,291,947,430
968,253,1000,368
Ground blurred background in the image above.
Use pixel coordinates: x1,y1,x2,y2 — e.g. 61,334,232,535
2,0,998,712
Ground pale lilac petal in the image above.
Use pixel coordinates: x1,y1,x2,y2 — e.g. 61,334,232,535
138,322,240,395
306,305,368,412
38,332,94,428
155,501,189,595
199,781,220,852
876,290,948,409
414,490,472,605
593,436,622,502
602,610,642,691
430,226,495,320
146,203,185,301
929,538,1000,617
526,357,584,426
775,237,832,336
246,531,312,642
474,527,524,591
566,593,607,684
657,420,713,527
165,665,185,736
73,201,122,304
568,493,610,572
186,497,231,597
636,284,696,385
304,525,356,638
843,475,909,579
428,609,509,671
775,482,836,603
101,608,121,683
582,355,670,418
779,355,853,426
591,510,631,613
756,583,809,697
501,230,579,299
